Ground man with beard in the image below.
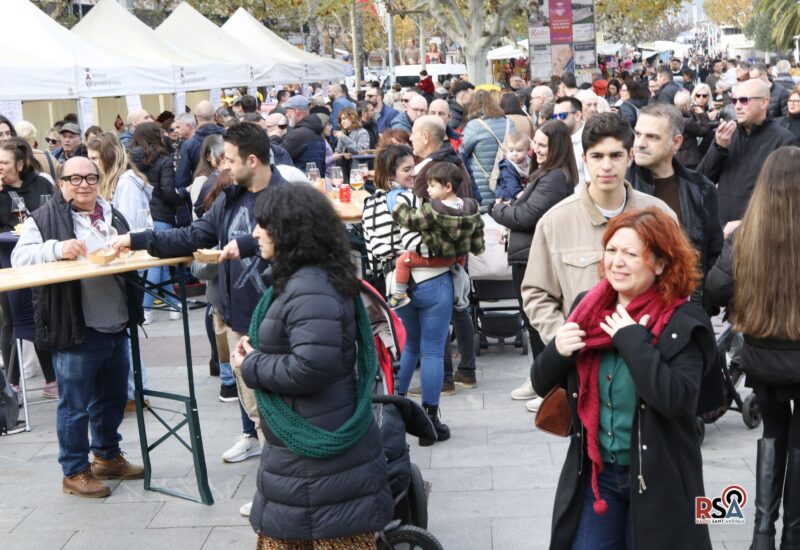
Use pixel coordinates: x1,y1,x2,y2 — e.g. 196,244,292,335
365,87,398,135
113,125,288,516
280,95,327,175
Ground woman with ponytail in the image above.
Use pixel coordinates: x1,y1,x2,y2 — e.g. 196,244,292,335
532,207,714,550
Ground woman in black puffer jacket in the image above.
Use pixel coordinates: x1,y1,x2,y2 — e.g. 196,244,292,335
129,122,182,321
490,121,577,358
233,183,391,549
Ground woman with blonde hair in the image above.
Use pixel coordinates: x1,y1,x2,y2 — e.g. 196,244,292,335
707,146,800,550
461,89,509,201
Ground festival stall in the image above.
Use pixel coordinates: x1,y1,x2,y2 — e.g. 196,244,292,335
221,8,347,83
487,40,529,85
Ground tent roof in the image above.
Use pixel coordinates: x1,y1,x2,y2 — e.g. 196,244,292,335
487,40,528,60
156,2,304,86
221,8,347,82
73,0,243,91
0,0,170,100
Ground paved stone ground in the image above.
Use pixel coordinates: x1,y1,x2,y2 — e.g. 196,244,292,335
0,306,767,549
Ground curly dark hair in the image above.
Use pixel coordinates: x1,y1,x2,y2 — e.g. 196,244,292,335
254,183,360,297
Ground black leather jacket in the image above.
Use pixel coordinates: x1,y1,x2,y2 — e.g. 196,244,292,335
628,158,724,312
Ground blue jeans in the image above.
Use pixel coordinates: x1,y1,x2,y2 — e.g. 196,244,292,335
52,329,130,477
143,220,179,310
395,273,453,406
571,463,633,550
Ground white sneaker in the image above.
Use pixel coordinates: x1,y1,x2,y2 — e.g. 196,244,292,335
511,378,537,400
142,310,154,325
222,434,261,463
169,310,182,321
526,396,544,413
239,501,252,517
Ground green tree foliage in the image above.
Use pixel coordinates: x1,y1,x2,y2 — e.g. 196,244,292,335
752,0,800,50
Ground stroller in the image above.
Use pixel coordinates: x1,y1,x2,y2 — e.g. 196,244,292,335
361,281,444,549
695,322,761,444
468,214,527,356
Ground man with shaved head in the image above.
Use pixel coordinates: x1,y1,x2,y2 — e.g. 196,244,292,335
698,78,797,232
175,99,224,190
12,156,145,498
329,83,355,131
429,98,463,150
391,93,428,132
119,109,153,149
264,112,288,145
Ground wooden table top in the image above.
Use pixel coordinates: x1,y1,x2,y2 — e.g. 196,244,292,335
331,189,368,224
0,251,193,292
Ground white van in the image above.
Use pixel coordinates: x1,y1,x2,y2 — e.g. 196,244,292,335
382,63,468,90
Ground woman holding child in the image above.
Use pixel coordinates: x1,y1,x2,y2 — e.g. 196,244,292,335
491,122,577,408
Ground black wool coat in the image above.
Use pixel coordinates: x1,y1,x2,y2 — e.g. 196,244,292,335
531,296,715,550
240,265,392,540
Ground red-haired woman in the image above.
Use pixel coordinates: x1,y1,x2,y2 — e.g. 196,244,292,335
532,207,715,550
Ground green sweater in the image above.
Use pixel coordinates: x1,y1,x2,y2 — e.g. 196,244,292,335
598,349,636,466
392,199,485,259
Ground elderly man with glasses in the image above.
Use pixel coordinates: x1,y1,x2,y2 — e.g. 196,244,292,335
391,92,428,132
11,156,144,499
698,78,798,236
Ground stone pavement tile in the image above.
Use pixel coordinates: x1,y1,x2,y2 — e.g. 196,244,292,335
723,543,751,550
0,506,34,533
0,441,47,462
63,527,212,549
426,516,492,550
0,480,70,508
202,526,257,549
430,391,484,412
421,466,493,492
492,464,564,490
428,488,556,521
14,501,163,533
0,529,76,550
149,495,250,529
430,441,556,469
491,517,553,550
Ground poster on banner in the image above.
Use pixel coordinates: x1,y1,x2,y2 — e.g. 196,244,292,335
125,95,142,115
174,92,186,115
528,0,596,80
78,97,94,129
0,101,23,125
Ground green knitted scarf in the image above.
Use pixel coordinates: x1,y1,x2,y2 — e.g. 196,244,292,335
249,286,377,459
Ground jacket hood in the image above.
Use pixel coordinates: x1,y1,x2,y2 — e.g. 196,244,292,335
428,143,462,165
296,113,324,134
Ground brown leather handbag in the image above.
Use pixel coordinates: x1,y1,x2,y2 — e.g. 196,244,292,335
534,387,572,437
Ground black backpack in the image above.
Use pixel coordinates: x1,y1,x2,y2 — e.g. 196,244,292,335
0,368,19,435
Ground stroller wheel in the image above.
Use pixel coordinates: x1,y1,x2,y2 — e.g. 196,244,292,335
377,525,444,550
695,417,706,444
408,463,428,529
742,393,762,429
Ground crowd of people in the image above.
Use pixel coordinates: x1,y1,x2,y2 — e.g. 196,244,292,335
1,50,799,549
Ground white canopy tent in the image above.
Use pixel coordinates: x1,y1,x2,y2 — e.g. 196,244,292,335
221,8,347,82
0,0,172,100
156,2,304,87
487,40,528,61
72,0,239,91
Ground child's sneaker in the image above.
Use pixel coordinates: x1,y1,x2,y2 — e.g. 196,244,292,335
388,293,411,310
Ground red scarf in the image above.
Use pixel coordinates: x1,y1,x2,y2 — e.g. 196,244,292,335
567,278,684,515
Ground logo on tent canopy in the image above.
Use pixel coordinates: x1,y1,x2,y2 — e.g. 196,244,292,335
249,66,255,81
179,67,186,85
84,69,93,89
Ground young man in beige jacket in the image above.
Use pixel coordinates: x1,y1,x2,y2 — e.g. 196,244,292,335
518,112,677,412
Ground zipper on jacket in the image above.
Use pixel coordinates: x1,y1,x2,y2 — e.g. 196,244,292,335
637,407,647,494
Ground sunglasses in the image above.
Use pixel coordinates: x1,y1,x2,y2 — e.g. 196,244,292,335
730,96,764,106
695,94,709,98
45,138,59,144
550,112,574,120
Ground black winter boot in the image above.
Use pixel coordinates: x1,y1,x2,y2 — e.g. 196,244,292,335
780,447,800,550
751,438,788,550
419,404,450,447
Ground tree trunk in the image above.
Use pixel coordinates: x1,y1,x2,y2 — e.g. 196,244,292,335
351,1,362,90
464,44,488,84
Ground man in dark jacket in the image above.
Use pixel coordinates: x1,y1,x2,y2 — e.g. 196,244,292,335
114,124,288,491
366,87,398,134
750,63,790,118
175,101,223,189
629,103,724,312
280,95,327,175
698,79,798,233
655,67,682,105
12,157,144,498
447,80,475,131
55,123,87,163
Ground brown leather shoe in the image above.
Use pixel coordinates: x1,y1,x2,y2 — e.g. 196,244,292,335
125,399,150,413
91,453,145,480
62,466,111,498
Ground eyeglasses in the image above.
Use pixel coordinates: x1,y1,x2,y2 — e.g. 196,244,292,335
789,99,800,104
45,138,59,144
695,94,709,98
730,96,764,106
60,173,99,186
550,112,575,120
